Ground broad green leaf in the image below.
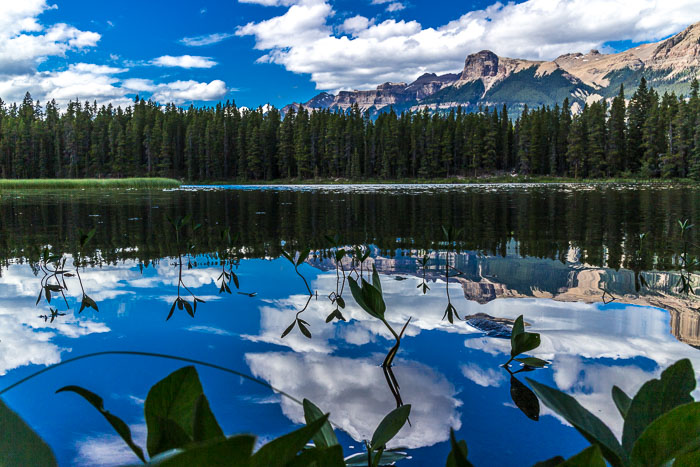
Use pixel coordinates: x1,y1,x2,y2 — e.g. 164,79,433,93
349,277,384,320
298,320,312,338
559,445,606,466
303,399,338,448
510,377,540,421
281,320,296,338
527,378,626,467
514,357,549,368
611,386,631,420
344,450,408,466
281,250,293,264
673,449,700,467
511,332,541,357
371,264,382,294
511,315,525,344
286,445,345,467
622,359,696,453
157,435,255,466
192,394,224,443
370,404,411,450
348,278,371,317
446,428,473,467
145,366,206,457
297,249,310,267
361,278,386,319
630,402,700,466
0,396,57,466
56,385,145,463
250,416,328,467
336,296,345,309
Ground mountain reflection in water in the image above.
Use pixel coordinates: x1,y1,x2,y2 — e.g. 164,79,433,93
0,184,697,465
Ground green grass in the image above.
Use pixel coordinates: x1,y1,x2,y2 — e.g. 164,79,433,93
193,176,699,186
0,178,181,189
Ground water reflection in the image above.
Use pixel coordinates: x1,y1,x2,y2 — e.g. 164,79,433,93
0,186,698,465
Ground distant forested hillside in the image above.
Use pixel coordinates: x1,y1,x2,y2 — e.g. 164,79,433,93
1,77,699,180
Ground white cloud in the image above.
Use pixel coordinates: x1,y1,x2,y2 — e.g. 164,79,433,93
75,424,147,467
151,55,218,69
245,352,462,449
340,16,374,36
152,79,228,104
236,0,700,91
386,2,406,13
0,2,231,106
460,363,506,388
239,0,299,5
180,32,235,47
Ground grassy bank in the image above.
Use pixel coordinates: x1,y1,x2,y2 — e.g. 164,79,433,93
0,178,181,189
192,176,699,186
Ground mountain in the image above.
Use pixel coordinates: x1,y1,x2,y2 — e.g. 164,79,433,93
283,22,700,116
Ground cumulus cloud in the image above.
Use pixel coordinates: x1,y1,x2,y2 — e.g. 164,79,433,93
150,55,218,69
236,0,700,91
179,32,235,47
0,1,230,105
245,351,462,449
386,2,406,13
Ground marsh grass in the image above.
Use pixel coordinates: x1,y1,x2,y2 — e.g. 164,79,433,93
0,178,181,189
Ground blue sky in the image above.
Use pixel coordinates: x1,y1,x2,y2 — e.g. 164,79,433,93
2,0,700,109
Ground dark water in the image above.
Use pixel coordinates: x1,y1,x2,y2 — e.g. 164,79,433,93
0,183,699,466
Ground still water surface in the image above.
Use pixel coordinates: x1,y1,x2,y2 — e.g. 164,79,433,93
0,184,699,466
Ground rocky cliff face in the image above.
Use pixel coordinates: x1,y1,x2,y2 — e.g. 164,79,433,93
283,21,700,116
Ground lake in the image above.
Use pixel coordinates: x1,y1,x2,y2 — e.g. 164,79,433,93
0,183,698,466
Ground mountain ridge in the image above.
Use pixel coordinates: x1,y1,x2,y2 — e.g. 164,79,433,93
282,21,700,116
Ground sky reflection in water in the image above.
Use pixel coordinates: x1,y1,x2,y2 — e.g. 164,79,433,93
0,250,698,466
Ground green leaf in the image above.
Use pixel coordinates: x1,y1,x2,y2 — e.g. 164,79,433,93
303,399,338,448
371,264,382,295
446,428,473,467
156,435,255,466
349,277,385,320
56,385,145,463
526,378,626,467
622,358,696,453
281,320,296,338
611,386,631,420
192,394,224,443
0,396,57,466
370,404,411,450
559,445,606,466
511,332,541,358
630,402,700,466
510,377,540,421
361,278,386,319
298,320,312,338
336,296,345,309
83,295,98,312
673,449,700,467
145,366,207,457
297,249,310,267
511,315,525,343
250,416,329,467
514,357,549,368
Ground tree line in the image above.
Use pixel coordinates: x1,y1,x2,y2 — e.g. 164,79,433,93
1,77,699,180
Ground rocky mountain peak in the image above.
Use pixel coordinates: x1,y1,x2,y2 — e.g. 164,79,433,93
460,50,500,80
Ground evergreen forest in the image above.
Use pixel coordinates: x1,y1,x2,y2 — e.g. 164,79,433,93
1,77,700,181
